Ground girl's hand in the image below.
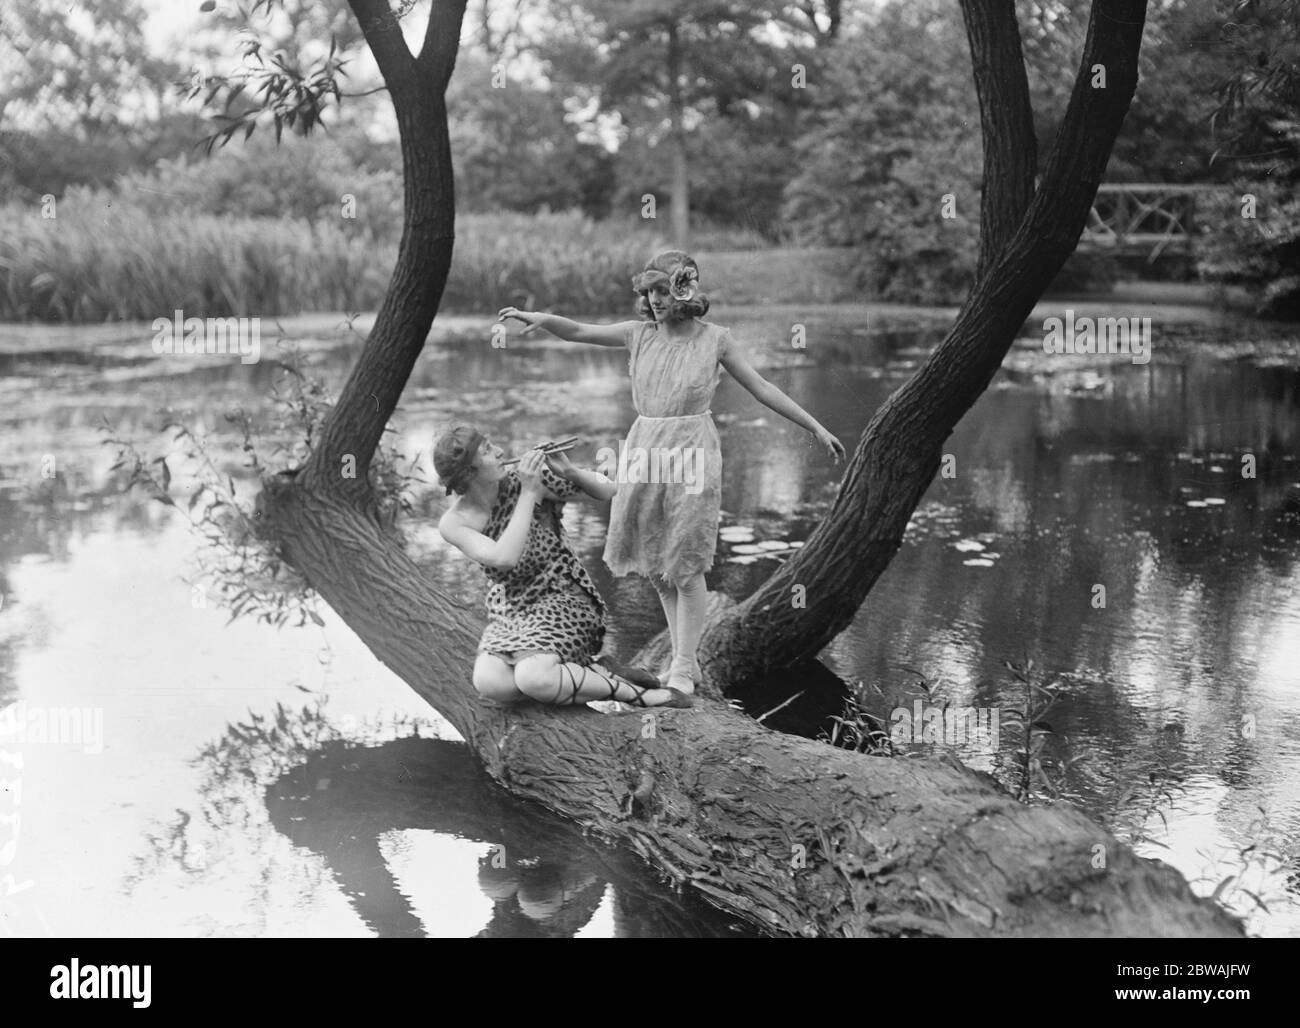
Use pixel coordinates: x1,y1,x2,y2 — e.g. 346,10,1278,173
516,448,547,497
544,449,576,479
497,307,543,335
815,427,847,464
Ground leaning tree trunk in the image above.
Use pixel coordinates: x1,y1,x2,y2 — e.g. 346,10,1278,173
259,480,1241,936
252,0,1243,935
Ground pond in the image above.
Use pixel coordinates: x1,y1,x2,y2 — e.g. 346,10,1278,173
1,301,1297,937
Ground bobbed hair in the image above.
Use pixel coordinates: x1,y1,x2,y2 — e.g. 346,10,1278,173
632,250,710,321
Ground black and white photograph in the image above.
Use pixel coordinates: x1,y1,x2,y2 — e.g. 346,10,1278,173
0,0,1298,958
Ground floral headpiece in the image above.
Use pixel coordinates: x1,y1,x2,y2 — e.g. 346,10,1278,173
631,252,702,302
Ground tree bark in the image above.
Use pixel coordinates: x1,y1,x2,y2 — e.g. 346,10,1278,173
250,0,1244,936
694,0,1150,694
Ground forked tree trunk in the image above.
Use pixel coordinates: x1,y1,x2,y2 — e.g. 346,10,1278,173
252,0,1244,935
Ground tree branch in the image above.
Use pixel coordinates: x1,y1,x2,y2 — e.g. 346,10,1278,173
960,0,1037,280
419,0,470,89
347,0,416,88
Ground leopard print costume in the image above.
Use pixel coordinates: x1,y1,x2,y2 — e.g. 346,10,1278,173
476,467,607,664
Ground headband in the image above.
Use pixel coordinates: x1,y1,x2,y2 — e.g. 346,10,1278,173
433,426,487,495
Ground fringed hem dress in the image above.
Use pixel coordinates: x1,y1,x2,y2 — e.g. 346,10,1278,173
476,467,607,665
603,319,729,585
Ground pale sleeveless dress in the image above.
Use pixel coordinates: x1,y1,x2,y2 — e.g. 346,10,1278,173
603,319,729,584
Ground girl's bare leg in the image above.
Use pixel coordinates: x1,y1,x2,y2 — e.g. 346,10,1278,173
667,572,707,694
650,576,680,683
473,653,527,702
513,653,688,707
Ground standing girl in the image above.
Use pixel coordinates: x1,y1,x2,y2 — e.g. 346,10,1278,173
499,251,845,694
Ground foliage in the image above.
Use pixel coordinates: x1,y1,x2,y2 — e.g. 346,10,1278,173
995,658,1074,804
539,0,815,235
0,0,203,198
821,658,1075,806
1193,0,1300,317
1197,172,1300,318
448,51,617,218
187,0,378,152
98,341,421,627
444,210,662,312
108,132,405,237
0,186,661,321
823,691,895,756
0,193,392,322
781,1,982,303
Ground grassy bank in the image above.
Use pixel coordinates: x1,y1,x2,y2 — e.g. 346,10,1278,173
0,202,663,323
2,194,1248,325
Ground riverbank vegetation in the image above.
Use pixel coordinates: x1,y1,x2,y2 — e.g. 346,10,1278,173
1,0,1295,321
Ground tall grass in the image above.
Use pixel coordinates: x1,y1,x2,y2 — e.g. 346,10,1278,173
0,201,390,322
0,197,665,323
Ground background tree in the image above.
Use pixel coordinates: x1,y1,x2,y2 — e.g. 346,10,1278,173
782,0,983,302
447,50,615,216
1196,0,1300,316
539,0,811,243
0,0,199,196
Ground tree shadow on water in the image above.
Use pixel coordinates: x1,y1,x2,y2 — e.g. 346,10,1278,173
266,735,756,938
124,701,755,937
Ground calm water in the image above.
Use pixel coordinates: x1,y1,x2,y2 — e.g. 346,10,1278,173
1,303,1298,937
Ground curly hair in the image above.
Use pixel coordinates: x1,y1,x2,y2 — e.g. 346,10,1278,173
632,250,711,321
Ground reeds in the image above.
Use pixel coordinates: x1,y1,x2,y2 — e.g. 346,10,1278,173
0,200,662,323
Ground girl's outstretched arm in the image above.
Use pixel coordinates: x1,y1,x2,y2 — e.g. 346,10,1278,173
721,336,847,462
498,307,638,348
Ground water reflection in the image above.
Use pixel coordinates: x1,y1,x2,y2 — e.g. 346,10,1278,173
1,308,1298,935
270,736,753,938
121,702,751,938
